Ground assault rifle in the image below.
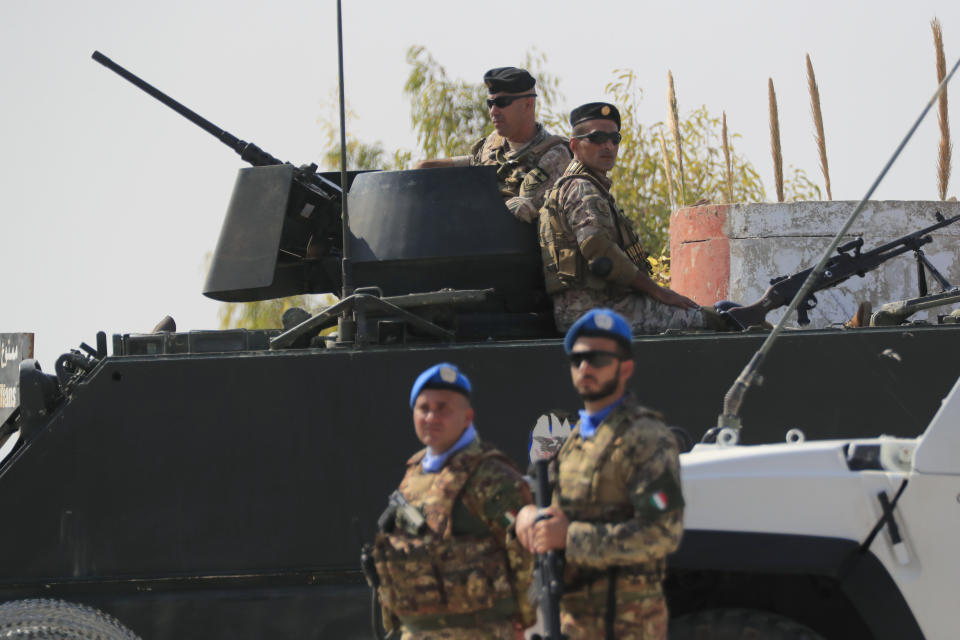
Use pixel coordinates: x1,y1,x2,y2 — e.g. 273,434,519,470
531,459,566,640
724,212,960,329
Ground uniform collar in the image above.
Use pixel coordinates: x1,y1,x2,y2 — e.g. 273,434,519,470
420,424,478,473
499,123,545,157
577,394,626,439
567,160,613,190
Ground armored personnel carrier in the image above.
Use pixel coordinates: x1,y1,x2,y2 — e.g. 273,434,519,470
1,51,959,639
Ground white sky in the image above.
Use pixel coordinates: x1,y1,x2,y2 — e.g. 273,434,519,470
3,0,960,367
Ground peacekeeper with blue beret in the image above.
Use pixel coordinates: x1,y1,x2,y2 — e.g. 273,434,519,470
516,309,685,640
416,67,572,223
371,363,535,639
539,102,731,334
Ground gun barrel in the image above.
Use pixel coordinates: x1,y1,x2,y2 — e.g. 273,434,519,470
866,212,960,256
92,51,282,167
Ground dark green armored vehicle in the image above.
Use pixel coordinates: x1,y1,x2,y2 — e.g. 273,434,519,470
1,53,959,640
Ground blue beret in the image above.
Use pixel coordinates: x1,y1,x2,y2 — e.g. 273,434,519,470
410,363,472,408
563,308,632,354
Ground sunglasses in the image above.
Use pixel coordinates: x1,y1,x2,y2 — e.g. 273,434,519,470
485,93,537,109
573,131,622,145
568,350,622,368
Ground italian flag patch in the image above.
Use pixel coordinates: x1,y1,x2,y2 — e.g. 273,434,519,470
650,491,668,511
503,509,517,526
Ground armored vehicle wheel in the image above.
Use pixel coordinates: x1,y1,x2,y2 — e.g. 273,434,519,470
0,599,141,639
669,608,825,640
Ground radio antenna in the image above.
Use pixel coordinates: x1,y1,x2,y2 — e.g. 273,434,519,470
711,54,960,444
336,0,356,342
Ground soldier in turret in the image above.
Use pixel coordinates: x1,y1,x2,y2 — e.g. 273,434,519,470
372,363,535,639
416,67,571,223
516,308,685,639
539,102,730,333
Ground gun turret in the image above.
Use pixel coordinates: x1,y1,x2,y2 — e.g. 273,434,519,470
92,51,348,301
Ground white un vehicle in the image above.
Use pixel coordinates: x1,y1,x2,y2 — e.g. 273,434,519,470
666,375,960,640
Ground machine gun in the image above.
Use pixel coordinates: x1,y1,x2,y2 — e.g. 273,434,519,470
724,212,960,329
531,458,566,640
91,51,344,283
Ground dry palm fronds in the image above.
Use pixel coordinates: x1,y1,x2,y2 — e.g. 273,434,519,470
769,78,784,202
722,111,733,204
806,54,832,200
667,71,686,206
933,18,952,200
658,131,677,210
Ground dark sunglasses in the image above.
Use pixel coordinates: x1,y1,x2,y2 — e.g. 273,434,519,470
485,93,537,108
568,350,621,368
573,131,622,145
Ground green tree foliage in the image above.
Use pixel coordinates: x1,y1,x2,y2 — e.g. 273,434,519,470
605,70,820,258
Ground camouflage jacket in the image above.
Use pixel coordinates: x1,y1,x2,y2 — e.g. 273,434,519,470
454,124,570,223
539,161,650,295
554,393,684,592
374,439,535,630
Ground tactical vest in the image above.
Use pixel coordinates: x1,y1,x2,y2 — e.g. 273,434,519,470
555,401,667,590
472,129,568,198
539,168,651,295
373,442,518,623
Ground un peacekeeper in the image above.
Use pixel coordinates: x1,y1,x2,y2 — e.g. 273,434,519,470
372,363,535,639
515,309,684,640
539,102,730,334
416,67,572,223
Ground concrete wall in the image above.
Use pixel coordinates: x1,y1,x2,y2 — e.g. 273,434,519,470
670,201,960,327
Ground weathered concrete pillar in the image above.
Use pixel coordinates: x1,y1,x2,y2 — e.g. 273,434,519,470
670,201,960,327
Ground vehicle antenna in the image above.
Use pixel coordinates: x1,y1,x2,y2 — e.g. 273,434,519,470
711,54,960,445
335,0,356,343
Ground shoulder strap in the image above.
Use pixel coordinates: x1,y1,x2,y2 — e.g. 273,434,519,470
528,133,569,158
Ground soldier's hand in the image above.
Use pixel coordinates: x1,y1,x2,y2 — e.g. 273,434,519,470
654,286,699,310
515,504,539,552
533,505,569,553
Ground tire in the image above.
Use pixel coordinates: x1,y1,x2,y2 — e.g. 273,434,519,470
669,608,826,640
0,599,142,639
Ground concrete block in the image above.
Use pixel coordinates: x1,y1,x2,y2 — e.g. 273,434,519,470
670,201,960,327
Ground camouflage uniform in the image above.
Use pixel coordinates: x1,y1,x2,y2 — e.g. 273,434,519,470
553,393,684,640
374,438,535,639
539,161,706,333
452,124,571,223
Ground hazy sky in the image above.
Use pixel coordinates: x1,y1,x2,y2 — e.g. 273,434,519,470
3,0,959,366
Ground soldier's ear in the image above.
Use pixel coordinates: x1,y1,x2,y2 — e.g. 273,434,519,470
569,137,579,157
619,358,635,382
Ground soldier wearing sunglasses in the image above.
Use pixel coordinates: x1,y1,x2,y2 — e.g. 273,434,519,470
515,308,684,639
415,67,571,223
539,102,730,334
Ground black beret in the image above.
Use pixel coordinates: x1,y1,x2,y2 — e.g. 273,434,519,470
483,67,536,94
570,102,621,130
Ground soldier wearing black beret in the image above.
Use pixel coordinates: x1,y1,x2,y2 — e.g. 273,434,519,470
537,102,731,335
416,67,571,224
